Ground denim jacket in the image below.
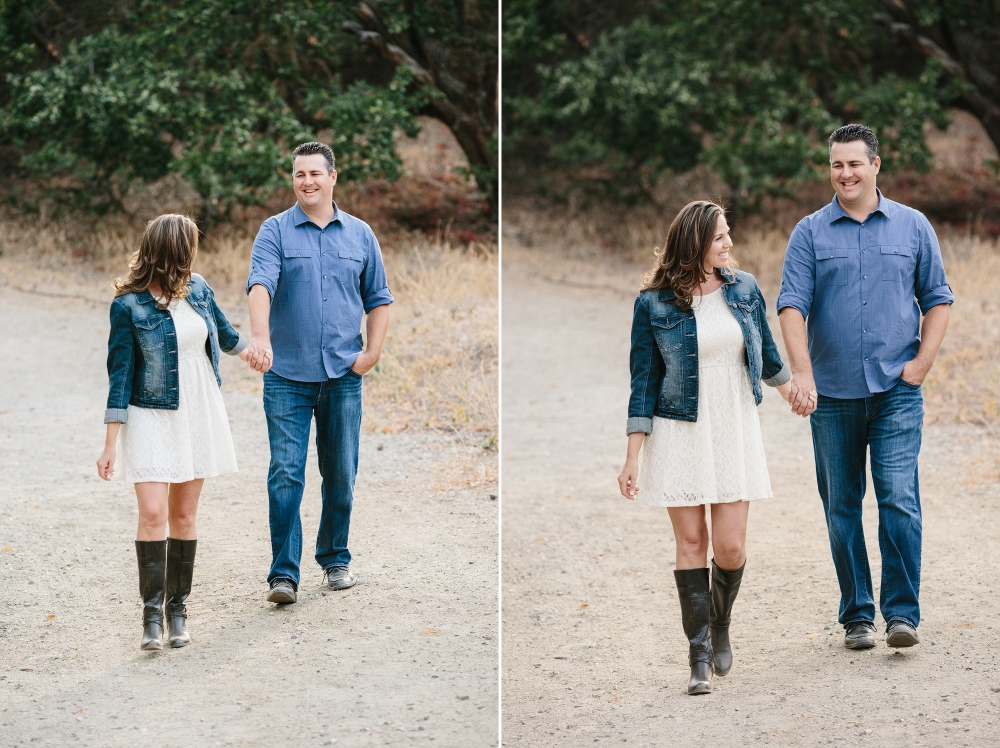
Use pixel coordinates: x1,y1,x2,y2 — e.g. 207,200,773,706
627,269,790,434
104,273,247,423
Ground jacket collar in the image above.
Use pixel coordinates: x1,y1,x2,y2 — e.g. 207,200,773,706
655,269,737,303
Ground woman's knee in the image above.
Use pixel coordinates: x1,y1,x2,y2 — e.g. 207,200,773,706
137,507,167,531
713,537,746,568
675,527,709,555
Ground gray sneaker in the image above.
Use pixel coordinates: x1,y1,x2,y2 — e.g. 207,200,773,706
886,621,919,648
325,566,356,591
266,579,297,604
844,621,876,649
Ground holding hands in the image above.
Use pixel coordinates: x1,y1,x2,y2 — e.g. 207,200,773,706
782,374,818,417
244,335,272,373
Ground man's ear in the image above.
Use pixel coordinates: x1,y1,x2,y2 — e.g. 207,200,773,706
331,169,338,187
872,156,881,175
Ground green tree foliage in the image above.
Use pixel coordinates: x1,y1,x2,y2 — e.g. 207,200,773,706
0,0,495,217
504,0,992,204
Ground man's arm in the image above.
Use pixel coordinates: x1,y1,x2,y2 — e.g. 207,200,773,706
901,303,950,385
246,284,273,373
778,308,817,416
351,304,390,374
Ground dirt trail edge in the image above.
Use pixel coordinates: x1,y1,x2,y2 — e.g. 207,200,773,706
501,256,1000,748
0,286,498,747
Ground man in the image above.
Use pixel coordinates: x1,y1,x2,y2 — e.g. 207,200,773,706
245,141,392,604
777,124,952,650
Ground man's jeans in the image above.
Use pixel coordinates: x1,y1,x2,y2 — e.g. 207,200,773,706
810,379,924,630
262,370,363,587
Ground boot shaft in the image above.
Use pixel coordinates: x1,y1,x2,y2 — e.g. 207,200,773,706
135,540,166,625
710,558,745,629
674,567,712,665
166,537,197,610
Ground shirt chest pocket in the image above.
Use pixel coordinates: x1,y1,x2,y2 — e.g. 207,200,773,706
333,249,364,283
881,245,916,283
282,248,317,282
814,247,852,286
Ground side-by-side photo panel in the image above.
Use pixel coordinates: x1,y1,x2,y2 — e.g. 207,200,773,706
0,3,499,746
501,2,999,746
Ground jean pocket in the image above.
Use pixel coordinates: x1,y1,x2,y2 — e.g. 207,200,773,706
896,378,921,390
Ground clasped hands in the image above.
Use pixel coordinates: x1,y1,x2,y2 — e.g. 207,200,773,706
241,336,375,375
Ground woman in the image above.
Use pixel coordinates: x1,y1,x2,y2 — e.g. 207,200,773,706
96,214,250,650
617,201,812,695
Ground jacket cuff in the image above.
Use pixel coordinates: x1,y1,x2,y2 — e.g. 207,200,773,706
104,408,129,424
763,363,791,387
226,331,248,356
626,416,652,435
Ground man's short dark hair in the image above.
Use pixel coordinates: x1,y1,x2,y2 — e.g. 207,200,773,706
828,124,879,164
292,142,335,174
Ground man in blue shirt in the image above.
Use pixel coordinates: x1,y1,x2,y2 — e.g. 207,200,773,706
245,141,393,604
777,124,952,651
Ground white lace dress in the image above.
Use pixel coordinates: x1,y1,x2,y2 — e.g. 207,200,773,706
116,297,238,483
637,287,772,506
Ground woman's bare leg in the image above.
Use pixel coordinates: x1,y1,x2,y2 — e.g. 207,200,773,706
135,482,169,540
167,479,204,540
709,501,749,571
667,505,710,569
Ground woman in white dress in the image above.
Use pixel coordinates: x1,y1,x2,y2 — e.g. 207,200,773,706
617,201,813,695
96,214,250,650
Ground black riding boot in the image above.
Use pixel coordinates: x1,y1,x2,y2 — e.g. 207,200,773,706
165,538,197,648
674,567,713,695
710,558,745,677
135,540,167,651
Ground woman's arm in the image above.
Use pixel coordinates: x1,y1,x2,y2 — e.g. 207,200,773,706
207,286,248,356
97,422,121,480
617,432,646,499
105,299,135,424
756,286,790,388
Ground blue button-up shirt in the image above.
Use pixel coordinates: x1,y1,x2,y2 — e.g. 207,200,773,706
246,201,394,382
777,190,953,399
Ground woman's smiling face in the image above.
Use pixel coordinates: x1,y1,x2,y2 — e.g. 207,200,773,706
703,215,734,275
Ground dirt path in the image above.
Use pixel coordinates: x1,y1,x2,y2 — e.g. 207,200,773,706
501,250,1000,747
0,282,498,747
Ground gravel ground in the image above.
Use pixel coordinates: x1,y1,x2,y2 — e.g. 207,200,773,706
501,250,1000,747
0,281,498,747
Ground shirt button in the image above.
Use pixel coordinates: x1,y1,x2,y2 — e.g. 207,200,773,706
865,357,869,361
323,275,327,279
863,301,867,305
863,329,868,333
323,297,327,301
863,275,867,279
863,249,866,253
324,322,328,326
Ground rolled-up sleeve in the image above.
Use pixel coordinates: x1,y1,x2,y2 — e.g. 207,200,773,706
105,299,134,424
776,222,815,319
360,229,394,312
626,295,662,435
246,218,281,298
914,217,954,314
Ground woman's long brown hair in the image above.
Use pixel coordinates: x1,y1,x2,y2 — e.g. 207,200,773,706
114,214,198,309
640,200,737,310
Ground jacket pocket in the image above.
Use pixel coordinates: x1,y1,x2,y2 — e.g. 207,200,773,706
282,247,317,282
134,315,166,352
814,247,851,286
650,316,686,407
881,244,916,282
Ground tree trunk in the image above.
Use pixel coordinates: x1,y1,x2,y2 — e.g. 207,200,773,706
875,3,1000,156
342,2,497,217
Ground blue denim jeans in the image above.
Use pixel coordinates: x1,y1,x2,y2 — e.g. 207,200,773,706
262,370,363,587
810,379,923,630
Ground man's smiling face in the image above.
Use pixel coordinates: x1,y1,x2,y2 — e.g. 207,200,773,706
830,140,880,209
293,153,337,211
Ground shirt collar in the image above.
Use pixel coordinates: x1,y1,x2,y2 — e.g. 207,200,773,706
830,188,892,223
292,200,342,227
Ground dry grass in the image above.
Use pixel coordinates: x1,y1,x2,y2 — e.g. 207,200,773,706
0,210,498,446
506,201,1000,431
